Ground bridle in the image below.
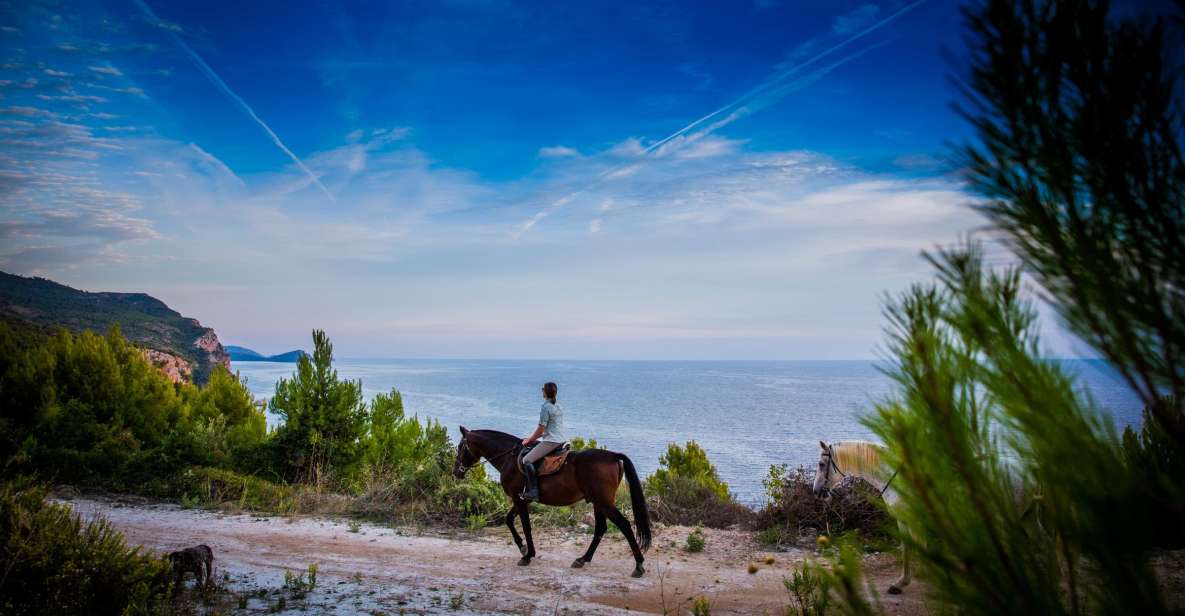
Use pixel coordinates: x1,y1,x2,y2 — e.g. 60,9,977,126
455,437,519,475
820,445,847,494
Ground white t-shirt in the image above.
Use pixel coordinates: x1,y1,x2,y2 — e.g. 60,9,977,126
538,401,566,443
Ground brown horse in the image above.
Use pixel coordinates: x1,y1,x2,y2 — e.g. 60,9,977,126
452,426,652,577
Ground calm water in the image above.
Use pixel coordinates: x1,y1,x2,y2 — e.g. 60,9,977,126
235,359,1143,504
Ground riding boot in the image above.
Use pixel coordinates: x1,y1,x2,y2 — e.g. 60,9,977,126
522,462,540,502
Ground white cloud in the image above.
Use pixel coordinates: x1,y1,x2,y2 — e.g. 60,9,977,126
88,64,123,76
538,145,581,158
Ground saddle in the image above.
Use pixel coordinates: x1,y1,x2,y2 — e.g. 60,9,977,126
519,442,572,477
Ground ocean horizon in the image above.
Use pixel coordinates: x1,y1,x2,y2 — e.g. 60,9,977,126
235,358,1144,504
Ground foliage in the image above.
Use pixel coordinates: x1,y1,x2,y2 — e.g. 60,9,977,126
957,0,1185,448
178,467,296,513
783,563,832,616
0,482,172,615
645,442,749,528
685,523,706,552
364,388,453,479
690,595,712,616
646,441,730,501
1122,396,1185,547
860,246,1166,614
0,270,228,384
1,326,188,484
754,466,889,545
569,436,601,451
807,536,880,616
270,329,369,484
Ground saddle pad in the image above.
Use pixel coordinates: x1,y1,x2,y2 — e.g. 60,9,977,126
537,450,570,476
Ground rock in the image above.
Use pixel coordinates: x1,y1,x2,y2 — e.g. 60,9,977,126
142,348,193,384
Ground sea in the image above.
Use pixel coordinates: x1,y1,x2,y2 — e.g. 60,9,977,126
235,359,1144,504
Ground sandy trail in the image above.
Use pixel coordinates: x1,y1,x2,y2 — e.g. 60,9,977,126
61,495,926,615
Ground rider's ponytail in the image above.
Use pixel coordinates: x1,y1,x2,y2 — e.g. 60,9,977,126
543,382,558,404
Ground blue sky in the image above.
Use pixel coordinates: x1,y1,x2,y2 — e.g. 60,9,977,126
0,0,1169,359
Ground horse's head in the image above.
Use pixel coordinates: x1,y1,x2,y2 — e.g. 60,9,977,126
453,426,480,479
813,440,838,495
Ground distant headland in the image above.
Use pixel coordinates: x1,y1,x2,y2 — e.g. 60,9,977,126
225,345,307,363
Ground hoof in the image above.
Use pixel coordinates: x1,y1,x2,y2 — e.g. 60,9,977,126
517,557,531,566
571,558,586,569
631,565,645,578
888,585,902,595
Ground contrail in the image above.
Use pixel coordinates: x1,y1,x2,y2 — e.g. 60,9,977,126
132,0,334,203
642,0,928,157
515,0,927,235
513,45,878,238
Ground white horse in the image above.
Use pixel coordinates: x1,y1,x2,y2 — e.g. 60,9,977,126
812,440,914,594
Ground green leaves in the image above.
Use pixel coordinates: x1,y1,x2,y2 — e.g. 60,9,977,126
647,440,730,502
270,329,368,483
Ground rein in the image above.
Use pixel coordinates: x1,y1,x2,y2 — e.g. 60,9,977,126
458,437,519,474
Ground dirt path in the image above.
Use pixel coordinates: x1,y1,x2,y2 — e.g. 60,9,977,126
62,495,927,615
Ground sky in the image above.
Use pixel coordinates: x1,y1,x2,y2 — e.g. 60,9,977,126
0,0,1171,359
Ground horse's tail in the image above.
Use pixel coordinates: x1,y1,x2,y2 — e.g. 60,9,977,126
616,453,652,551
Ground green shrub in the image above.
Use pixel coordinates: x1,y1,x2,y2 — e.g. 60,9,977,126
645,441,748,528
178,467,296,512
0,482,172,615
569,436,601,451
783,564,831,616
691,595,711,616
754,466,888,543
1122,397,1185,548
2,327,189,484
270,330,368,484
646,441,729,501
431,475,506,524
685,523,706,552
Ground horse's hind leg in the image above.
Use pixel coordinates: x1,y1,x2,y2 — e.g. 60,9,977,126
572,506,607,568
515,500,536,565
605,506,645,578
505,508,525,556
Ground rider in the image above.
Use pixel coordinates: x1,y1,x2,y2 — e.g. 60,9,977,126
520,381,566,502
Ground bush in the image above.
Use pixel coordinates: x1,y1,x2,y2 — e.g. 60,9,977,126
754,465,888,546
646,441,729,501
2,327,189,484
430,475,506,525
648,474,752,528
784,564,831,616
685,523,706,552
1122,396,1185,547
270,330,368,484
0,482,172,615
177,467,296,513
645,441,748,528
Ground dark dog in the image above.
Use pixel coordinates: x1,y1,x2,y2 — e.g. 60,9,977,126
168,544,214,588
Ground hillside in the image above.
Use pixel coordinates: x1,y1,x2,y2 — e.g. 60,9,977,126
226,345,306,362
0,271,230,384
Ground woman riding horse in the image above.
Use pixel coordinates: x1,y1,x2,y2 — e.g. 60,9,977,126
453,422,652,577
520,382,565,502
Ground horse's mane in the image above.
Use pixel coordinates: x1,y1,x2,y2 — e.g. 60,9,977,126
469,429,518,442
831,440,886,477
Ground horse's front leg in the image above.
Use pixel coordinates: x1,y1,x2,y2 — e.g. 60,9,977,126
889,522,913,594
515,499,535,565
505,507,525,556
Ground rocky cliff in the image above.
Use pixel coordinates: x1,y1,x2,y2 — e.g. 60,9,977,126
0,271,231,384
